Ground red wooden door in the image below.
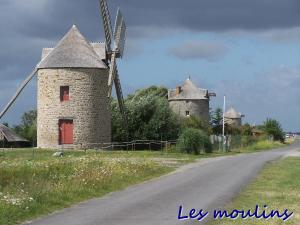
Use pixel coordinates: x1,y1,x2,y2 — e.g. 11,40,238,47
59,120,73,145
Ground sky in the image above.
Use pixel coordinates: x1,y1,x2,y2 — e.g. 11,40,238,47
0,0,300,131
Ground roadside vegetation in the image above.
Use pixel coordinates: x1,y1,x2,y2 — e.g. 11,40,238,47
0,149,196,225
209,157,300,225
0,138,291,225
0,86,291,224
3,86,287,153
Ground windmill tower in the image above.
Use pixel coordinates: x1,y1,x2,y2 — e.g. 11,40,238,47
0,0,128,149
224,107,245,126
168,78,216,122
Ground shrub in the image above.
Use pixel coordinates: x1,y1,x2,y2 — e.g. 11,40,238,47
263,118,285,143
181,116,212,134
178,128,212,154
241,135,257,147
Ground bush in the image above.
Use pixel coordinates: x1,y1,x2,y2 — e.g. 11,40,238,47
263,118,285,143
178,128,212,154
241,135,257,147
181,116,212,134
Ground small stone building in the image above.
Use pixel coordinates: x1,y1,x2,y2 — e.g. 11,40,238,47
168,79,214,122
37,25,111,149
224,107,244,126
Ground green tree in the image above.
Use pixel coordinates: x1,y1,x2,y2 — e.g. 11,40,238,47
263,118,284,142
14,110,37,146
241,123,253,136
182,116,211,134
211,107,223,135
112,86,181,142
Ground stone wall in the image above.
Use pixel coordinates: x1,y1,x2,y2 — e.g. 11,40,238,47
37,68,111,149
169,99,209,122
224,118,242,126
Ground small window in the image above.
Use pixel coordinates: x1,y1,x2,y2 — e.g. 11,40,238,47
60,86,70,102
186,111,190,117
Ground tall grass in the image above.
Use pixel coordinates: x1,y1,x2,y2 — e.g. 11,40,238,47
0,152,171,225
245,140,285,151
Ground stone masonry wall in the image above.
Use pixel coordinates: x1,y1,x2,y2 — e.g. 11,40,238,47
224,118,242,126
169,99,209,122
37,68,111,149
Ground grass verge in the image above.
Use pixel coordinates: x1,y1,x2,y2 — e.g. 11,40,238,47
209,156,300,225
242,140,286,153
0,150,192,225
0,140,292,225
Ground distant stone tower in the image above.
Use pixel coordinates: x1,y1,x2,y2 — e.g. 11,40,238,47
168,79,215,122
224,107,244,126
37,25,111,149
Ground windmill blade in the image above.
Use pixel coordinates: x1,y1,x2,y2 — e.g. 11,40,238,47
0,68,37,120
113,8,126,58
99,0,113,52
107,52,117,98
114,71,128,136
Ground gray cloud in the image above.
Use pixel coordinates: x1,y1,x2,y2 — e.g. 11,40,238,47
211,66,300,131
1,0,300,126
169,41,228,61
224,27,300,42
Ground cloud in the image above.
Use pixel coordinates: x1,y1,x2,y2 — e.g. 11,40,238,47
0,0,300,129
110,0,300,36
169,41,228,61
224,27,300,42
211,66,300,131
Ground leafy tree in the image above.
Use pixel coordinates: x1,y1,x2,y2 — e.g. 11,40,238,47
182,116,212,134
112,86,181,142
210,107,223,135
241,123,252,136
14,110,37,146
263,118,284,142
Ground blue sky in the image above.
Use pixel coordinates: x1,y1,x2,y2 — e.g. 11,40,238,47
118,31,300,130
0,0,300,131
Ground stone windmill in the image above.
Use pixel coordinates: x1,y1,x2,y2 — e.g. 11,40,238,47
0,0,128,149
168,78,216,122
224,107,244,126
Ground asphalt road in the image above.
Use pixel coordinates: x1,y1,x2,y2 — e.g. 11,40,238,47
24,141,300,225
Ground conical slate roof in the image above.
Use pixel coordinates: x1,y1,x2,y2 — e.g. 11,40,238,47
224,107,243,119
168,79,208,100
0,124,28,142
37,25,107,69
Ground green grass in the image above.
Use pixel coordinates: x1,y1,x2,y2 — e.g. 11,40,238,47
209,157,300,225
218,140,288,155
244,140,286,152
0,150,183,225
0,140,290,225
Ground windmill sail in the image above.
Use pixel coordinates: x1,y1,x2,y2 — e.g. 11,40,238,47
107,52,117,98
114,71,128,132
113,8,126,58
99,0,113,52
99,0,129,139
0,69,37,120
